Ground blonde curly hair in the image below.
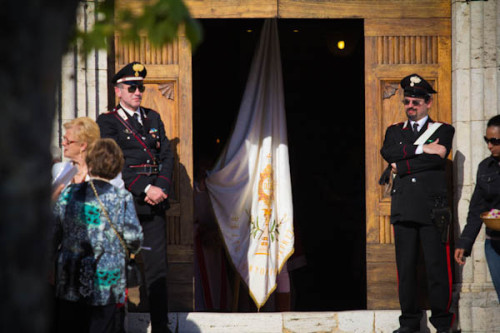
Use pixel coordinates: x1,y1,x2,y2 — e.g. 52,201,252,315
63,117,100,145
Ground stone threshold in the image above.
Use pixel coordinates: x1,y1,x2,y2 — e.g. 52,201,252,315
127,310,443,333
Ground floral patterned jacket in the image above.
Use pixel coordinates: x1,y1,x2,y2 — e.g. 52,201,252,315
52,179,143,305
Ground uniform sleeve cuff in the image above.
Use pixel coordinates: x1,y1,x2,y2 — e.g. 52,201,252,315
415,144,424,155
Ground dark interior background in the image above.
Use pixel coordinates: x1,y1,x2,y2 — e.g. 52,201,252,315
193,19,366,311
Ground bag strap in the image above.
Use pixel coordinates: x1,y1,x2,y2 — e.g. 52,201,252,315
89,179,131,258
114,108,156,162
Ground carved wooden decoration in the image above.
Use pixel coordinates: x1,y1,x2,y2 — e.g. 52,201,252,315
115,35,179,66
383,82,399,99
159,82,175,100
376,36,438,65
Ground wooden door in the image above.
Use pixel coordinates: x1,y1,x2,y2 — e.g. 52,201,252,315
114,31,194,311
364,18,451,309
113,0,451,312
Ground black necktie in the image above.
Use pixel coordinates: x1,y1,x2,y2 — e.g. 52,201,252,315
412,122,419,136
133,113,143,130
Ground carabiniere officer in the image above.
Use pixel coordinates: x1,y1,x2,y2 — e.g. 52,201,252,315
380,73,455,333
97,61,174,333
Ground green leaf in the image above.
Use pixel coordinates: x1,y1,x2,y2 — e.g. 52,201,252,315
75,0,203,56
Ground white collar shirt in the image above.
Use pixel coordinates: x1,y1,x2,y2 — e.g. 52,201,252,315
120,103,142,125
410,115,428,133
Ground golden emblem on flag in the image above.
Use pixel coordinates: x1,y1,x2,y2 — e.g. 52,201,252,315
258,164,274,205
253,164,275,255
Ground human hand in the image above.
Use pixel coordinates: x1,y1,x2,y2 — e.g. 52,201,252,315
423,138,447,158
146,185,168,205
454,248,466,265
51,184,65,202
144,196,156,205
391,163,397,173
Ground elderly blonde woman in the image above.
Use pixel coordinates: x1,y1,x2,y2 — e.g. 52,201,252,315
52,117,124,194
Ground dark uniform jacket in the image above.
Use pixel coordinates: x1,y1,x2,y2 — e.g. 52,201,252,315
380,118,455,224
97,105,174,215
457,156,500,255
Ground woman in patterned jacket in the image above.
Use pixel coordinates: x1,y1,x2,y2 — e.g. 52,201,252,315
52,138,143,333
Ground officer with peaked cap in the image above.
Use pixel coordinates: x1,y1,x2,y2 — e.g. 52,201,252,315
400,73,437,98
380,74,455,333
97,61,174,333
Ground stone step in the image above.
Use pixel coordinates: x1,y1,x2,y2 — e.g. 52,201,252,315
127,310,442,333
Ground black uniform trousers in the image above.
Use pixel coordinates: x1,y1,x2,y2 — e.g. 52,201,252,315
54,299,125,333
140,213,169,333
394,221,454,330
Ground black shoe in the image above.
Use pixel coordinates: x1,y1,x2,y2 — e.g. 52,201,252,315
393,327,419,333
437,329,451,333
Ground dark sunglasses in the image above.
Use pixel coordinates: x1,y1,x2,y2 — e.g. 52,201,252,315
484,136,500,145
402,99,424,106
126,84,146,93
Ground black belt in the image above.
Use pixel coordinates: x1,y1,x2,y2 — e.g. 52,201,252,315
130,164,159,175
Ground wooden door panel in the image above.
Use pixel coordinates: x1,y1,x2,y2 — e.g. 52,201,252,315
277,1,450,19
365,18,451,309
115,30,194,311
142,82,180,201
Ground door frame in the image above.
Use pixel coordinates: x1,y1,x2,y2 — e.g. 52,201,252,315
115,0,452,310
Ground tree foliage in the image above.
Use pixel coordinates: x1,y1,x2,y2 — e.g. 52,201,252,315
76,0,202,56
0,1,199,332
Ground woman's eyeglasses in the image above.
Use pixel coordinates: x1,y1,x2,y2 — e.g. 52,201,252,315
402,99,424,106
125,84,146,93
484,136,500,146
62,137,78,145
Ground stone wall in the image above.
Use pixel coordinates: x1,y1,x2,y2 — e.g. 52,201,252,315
452,0,500,331
52,1,108,162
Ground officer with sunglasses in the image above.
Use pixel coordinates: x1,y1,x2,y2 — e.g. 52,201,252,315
455,115,500,302
381,74,455,333
97,61,174,333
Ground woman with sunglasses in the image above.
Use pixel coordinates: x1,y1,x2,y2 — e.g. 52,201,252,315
455,114,500,301
52,117,124,199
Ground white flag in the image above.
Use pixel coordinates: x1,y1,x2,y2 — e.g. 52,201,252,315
206,19,294,309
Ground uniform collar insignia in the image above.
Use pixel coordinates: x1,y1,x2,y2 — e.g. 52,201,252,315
116,108,128,121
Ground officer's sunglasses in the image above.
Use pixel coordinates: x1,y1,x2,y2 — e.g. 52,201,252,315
402,99,424,106
125,84,146,93
483,136,500,146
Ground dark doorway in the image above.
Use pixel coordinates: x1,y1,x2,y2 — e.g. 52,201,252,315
193,19,366,311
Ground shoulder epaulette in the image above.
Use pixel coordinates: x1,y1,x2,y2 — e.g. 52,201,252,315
100,109,117,115
388,122,405,128
142,107,157,115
